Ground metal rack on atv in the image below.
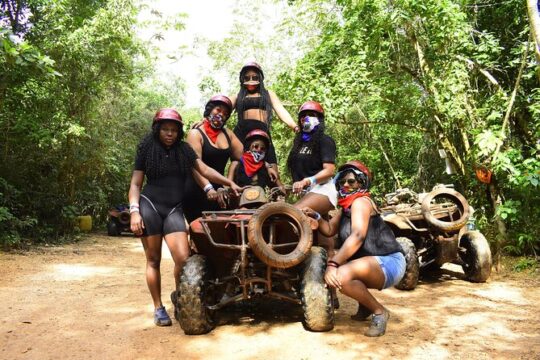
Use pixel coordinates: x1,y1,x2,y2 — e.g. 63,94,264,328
172,186,334,335
381,184,492,290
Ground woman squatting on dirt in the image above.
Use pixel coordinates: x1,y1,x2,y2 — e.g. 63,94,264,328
183,95,244,223
128,108,241,326
303,161,406,337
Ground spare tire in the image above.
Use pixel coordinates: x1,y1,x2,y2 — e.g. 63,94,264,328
247,202,312,269
421,188,470,232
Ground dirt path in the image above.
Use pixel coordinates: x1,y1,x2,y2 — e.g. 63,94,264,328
1,234,539,360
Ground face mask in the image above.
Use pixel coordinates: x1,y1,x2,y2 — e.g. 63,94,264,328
301,116,320,133
244,83,259,93
250,150,266,163
208,114,225,129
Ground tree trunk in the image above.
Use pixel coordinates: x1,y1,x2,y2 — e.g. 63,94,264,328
487,180,508,271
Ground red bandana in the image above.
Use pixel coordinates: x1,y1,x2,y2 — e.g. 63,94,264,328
203,119,222,144
242,151,264,177
338,192,371,210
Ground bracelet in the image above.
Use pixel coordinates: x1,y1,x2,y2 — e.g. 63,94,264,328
203,184,214,193
129,207,139,214
327,260,340,268
308,176,317,186
312,211,321,221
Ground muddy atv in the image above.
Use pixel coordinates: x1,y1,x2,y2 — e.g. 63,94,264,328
172,186,334,335
107,204,132,236
381,185,492,290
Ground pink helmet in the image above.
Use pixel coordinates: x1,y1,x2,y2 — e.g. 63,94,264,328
298,101,324,118
207,94,233,113
240,61,264,81
153,108,183,125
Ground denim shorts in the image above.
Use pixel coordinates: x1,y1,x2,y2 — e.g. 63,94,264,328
374,252,406,289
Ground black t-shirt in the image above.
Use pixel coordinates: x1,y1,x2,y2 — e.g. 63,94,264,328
134,140,198,208
290,134,336,182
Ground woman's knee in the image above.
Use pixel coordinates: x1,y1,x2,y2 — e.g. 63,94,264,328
146,255,161,269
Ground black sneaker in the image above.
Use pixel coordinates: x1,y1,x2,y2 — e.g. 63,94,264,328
364,308,389,337
351,303,372,321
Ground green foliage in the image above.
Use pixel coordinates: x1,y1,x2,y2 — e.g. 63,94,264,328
511,257,538,272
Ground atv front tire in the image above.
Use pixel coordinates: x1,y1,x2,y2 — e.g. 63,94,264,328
178,255,214,335
395,237,419,290
300,246,334,332
459,231,492,282
107,220,119,236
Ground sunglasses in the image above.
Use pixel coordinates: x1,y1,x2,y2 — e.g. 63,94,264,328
338,178,359,187
250,143,266,151
243,75,260,82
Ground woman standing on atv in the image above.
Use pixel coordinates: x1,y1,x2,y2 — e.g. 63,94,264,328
303,161,406,337
128,108,241,326
184,95,244,223
231,61,299,180
228,129,283,189
288,100,337,215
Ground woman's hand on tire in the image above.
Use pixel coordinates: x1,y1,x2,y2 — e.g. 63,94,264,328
216,188,229,209
267,166,279,183
324,267,342,290
130,212,145,235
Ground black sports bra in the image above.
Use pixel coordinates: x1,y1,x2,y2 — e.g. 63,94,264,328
242,96,265,111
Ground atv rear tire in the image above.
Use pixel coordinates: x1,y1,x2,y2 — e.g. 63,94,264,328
459,231,492,282
300,246,334,332
395,237,419,290
107,221,119,236
178,255,214,335
421,188,470,232
248,202,313,269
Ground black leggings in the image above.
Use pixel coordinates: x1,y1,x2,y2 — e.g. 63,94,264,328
139,195,187,236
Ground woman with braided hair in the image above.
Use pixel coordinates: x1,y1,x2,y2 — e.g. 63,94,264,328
302,161,406,337
184,95,244,223
128,108,241,326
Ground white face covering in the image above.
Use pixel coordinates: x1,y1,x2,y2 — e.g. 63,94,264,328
301,116,320,133
250,150,266,163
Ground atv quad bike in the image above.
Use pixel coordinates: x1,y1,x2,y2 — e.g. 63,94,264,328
173,186,334,335
381,185,492,290
107,204,132,236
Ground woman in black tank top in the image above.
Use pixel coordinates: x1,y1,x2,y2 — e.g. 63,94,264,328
230,62,300,180
302,160,405,337
184,95,244,223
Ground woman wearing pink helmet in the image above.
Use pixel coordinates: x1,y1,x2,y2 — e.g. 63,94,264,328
231,62,300,180
128,108,241,326
303,161,406,337
288,100,337,215
184,95,244,223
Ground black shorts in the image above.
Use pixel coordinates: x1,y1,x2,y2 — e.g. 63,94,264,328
139,195,187,236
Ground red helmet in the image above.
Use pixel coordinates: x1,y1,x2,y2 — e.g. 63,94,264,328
153,108,183,125
245,129,270,147
240,61,264,80
298,101,324,118
207,94,233,113
336,160,372,190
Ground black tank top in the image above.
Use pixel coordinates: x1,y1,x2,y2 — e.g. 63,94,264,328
243,96,265,110
235,160,273,188
337,198,403,257
196,128,231,177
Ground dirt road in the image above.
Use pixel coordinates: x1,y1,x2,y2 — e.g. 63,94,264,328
1,234,539,360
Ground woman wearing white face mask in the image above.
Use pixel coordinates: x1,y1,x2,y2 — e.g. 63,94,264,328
288,101,337,216
184,95,244,223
